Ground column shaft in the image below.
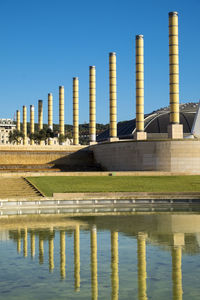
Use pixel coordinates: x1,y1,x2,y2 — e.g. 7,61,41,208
169,12,179,124
109,52,117,139
30,232,35,258
49,237,54,272
172,247,183,300
89,66,96,143
111,231,119,300
38,100,43,131
74,225,80,291
23,106,27,145
137,233,147,300
30,105,34,145
73,78,79,145
59,86,65,136
16,110,20,131
60,230,66,279
48,93,53,145
91,226,98,300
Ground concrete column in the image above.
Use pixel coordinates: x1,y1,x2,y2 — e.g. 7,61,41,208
60,230,66,279
48,93,53,145
91,226,98,300
111,231,119,300
168,12,183,139
16,110,20,131
73,77,79,145
137,233,147,300
23,228,28,257
89,66,96,145
39,235,44,264
134,35,147,140
30,232,35,258
30,105,35,145
38,100,43,131
23,106,27,145
109,52,118,142
49,236,54,272
74,225,80,291
17,229,21,254
59,86,65,136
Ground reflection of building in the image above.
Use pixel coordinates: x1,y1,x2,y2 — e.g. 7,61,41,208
0,119,16,144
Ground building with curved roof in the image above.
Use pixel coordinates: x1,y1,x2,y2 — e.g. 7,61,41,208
97,102,199,142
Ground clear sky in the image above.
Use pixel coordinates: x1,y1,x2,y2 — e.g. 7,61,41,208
0,0,200,125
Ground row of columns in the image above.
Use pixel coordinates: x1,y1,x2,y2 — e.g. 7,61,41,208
15,11,183,146
15,227,183,299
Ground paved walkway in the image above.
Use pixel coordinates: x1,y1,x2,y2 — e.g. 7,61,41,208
0,177,42,198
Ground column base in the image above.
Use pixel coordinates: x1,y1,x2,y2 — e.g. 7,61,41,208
134,131,147,140
89,141,97,145
168,124,183,139
107,137,119,142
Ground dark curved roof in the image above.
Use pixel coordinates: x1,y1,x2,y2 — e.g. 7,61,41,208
97,102,198,141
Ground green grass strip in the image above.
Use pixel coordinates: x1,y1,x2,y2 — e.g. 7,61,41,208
26,176,200,197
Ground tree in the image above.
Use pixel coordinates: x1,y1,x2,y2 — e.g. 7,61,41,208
9,130,24,144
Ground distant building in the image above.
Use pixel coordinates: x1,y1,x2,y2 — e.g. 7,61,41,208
0,119,16,145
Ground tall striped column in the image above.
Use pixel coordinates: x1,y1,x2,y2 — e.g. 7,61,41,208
39,235,44,265
111,231,119,300
172,247,183,300
30,105,34,145
134,35,147,140
23,106,27,145
49,235,54,272
38,100,43,131
30,232,35,258
16,110,20,131
74,225,80,291
109,52,118,141
60,231,66,279
89,66,96,144
59,86,65,136
137,233,147,300
168,12,183,139
73,77,79,145
91,226,98,300
48,93,53,145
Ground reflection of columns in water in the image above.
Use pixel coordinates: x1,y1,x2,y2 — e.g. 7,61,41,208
39,235,44,264
30,232,35,258
49,236,54,272
137,233,147,300
23,228,28,257
91,226,98,300
17,229,21,253
74,225,80,291
172,246,183,300
111,231,119,300
60,230,66,279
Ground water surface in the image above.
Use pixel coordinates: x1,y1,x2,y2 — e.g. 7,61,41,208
0,212,200,299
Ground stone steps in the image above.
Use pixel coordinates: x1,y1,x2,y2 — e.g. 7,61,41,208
0,178,42,198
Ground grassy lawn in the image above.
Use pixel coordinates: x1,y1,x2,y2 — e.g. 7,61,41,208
26,175,200,197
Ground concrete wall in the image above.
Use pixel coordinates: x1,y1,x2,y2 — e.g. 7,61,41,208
0,145,87,166
91,140,200,173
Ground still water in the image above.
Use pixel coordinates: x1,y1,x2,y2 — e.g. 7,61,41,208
0,212,200,299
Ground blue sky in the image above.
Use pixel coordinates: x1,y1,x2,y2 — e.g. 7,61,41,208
0,0,200,125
